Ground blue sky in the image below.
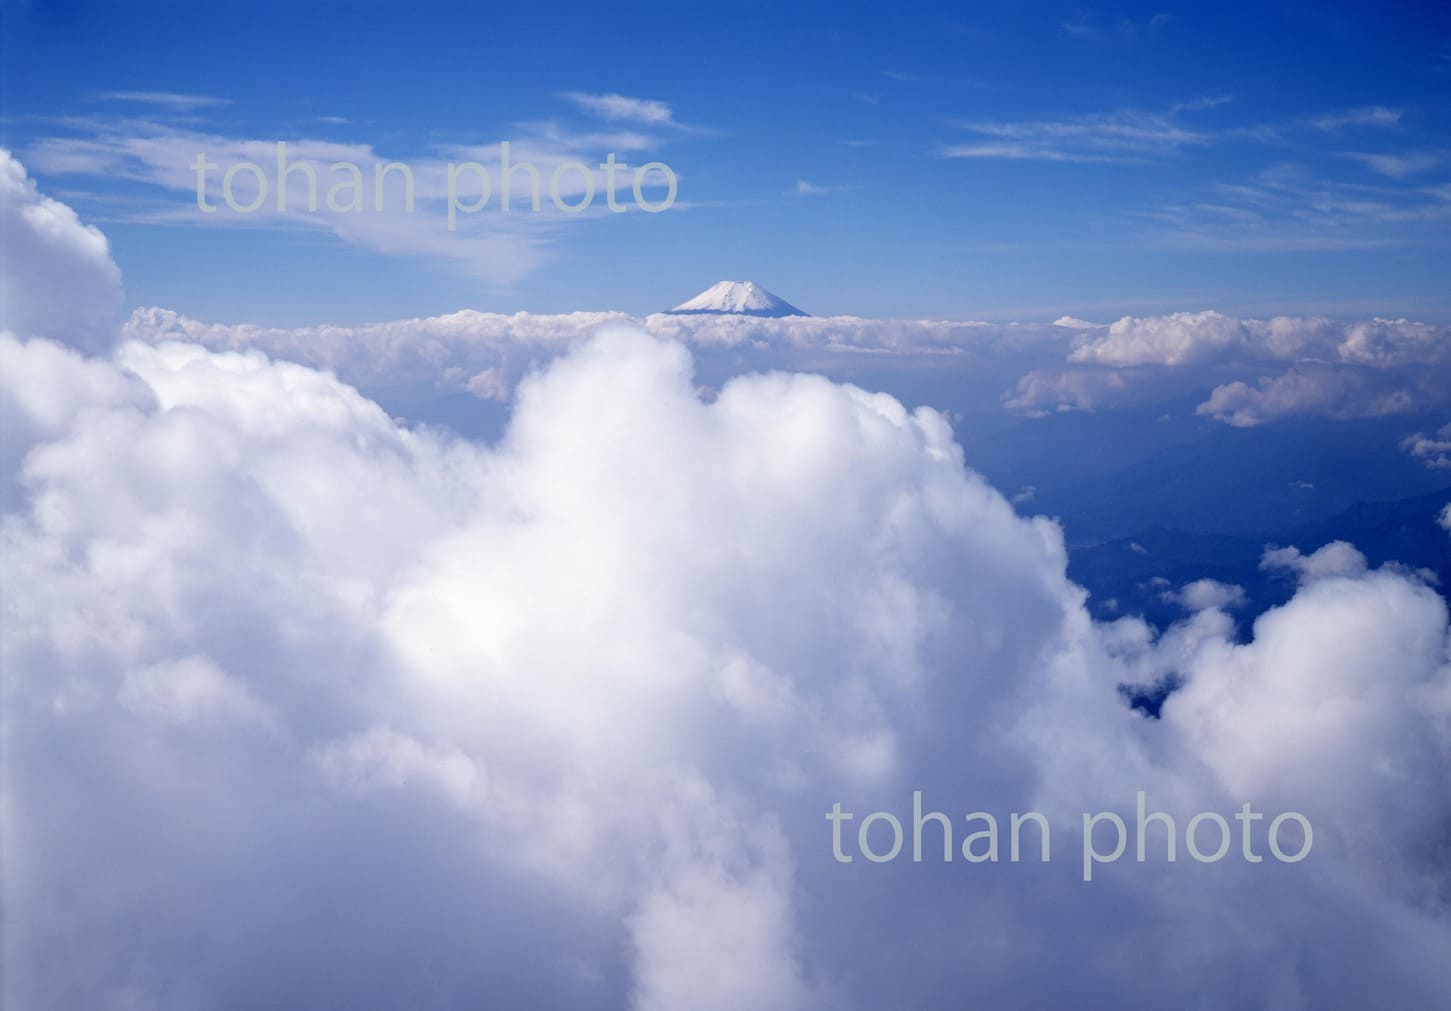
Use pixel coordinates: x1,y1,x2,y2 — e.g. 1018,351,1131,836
3,0,1449,324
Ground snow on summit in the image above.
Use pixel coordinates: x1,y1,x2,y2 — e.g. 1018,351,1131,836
669,280,808,317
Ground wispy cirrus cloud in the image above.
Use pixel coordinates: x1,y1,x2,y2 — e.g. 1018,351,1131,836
95,91,231,111
1170,94,1234,113
880,69,1000,88
787,180,855,196
1341,150,1442,178
563,91,677,126
1059,11,1173,42
1304,105,1402,132
1197,365,1428,426
1147,161,1451,251
22,113,680,286
944,108,1212,163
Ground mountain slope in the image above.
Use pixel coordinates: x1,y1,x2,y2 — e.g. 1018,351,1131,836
668,280,807,317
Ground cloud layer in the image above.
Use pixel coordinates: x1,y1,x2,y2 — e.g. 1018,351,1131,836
122,302,1451,432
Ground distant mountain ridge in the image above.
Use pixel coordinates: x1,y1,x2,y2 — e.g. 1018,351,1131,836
1068,485,1451,629
669,280,808,317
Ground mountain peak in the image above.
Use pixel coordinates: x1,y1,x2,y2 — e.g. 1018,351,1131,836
669,280,808,317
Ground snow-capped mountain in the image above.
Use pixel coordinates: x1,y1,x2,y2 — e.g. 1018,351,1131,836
668,280,808,317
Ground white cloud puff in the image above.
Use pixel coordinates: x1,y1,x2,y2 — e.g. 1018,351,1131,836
1069,310,1253,367
1002,367,1130,414
0,148,123,353
1402,422,1451,470
118,654,274,730
1167,578,1247,612
1069,311,1451,370
565,92,677,126
1261,541,1369,582
1195,364,1428,427
1163,566,1451,890
1045,311,1451,423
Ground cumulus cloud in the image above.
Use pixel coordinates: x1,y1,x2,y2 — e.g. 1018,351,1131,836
0,148,123,352
944,108,1211,163
1068,310,1252,366
1342,151,1441,179
564,92,677,126
1067,311,1451,369
118,654,275,730
1261,541,1369,583
1306,106,1402,131
1196,364,1426,427
5,328,1451,1009
1166,578,1247,612
1162,564,1451,891
1035,311,1451,422
310,727,480,806
117,303,1451,431
1402,422,1451,470
1002,367,1130,414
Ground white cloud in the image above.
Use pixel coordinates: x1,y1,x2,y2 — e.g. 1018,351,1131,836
1167,579,1247,612
1163,564,1451,885
1062,311,1449,369
1334,317,1451,366
1261,541,1369,583
1002,367,1130,414
1196,365,1424,427
311,727,480,806
565,92,677,126
1439,503,1451,535
0,332,152,509
20,117,677,285
1306,106,1402,132
788,180,853,196
1148,155,1451,254
0,149,123,353
1038,311,1451,422
1402,422,1451,469
97,90,231,111
1342,151,1440,179
945,109,1211,162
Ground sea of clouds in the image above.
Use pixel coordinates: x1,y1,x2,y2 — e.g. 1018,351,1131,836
4,147,1451,1008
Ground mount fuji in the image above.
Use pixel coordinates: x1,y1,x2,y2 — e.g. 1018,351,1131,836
668,280,809,317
